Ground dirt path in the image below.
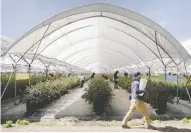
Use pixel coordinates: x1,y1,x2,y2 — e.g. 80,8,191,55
2,118,191,132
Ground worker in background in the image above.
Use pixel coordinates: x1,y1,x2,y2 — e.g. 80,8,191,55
91,72,95,79
124,72,128,77
114,71,119,89
79,75,85,88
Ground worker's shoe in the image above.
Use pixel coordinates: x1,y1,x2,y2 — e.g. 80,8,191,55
122,124,130,129
146,125,157,130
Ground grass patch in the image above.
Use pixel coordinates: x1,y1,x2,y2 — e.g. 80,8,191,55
1,120,13,128
16,119,29,125
99,120,120,127
33,121,57,126
181,118,191,123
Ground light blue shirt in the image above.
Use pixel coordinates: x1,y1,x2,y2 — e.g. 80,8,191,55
131,80,139,99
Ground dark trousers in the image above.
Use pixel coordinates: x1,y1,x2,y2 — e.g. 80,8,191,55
80,80,85,88
114,81,118,89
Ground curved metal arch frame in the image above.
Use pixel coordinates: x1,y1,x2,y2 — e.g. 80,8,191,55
4,3,186,60
72,55,124,68
53,14,181,66
32,25,94,61
5,16,182,70
88,66,111,73
83,61,114,69
116,57,158,70
62,36,157,68
3,4,189,73
13,20,160,66
4,16,184,64
21,16,169,65
60,46,137,65
68,52,125,65
62,40,140,63
22,53,79,68
11,25,94,64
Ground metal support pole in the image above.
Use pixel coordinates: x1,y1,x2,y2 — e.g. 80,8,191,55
1,72,14,99
39,60,51,80
185,87,191,103
13,65,17,98
45,66,49,79
176,65,179,103
16,55,32,88
148,67,151,81
185,75,191,103
164,65,167,81
7,56,19,99
183,61,188,75
28,64,31,88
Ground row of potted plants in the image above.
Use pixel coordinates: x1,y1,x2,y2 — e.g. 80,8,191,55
24,77,80,112
1,74,49,99
115,76,191,114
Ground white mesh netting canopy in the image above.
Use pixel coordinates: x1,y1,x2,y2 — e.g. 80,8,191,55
1,3,191,74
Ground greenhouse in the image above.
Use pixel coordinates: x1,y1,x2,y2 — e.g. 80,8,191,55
1,3,191,74
1,3,191,125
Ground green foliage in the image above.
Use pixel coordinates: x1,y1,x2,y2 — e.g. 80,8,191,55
108,74,114,82
34,121,56,126
181,118,191,123
2,120,13,128
16,119,29,125
1,74,47,99
118,77,132,93
25,77,80,112
117,75,191,114
82,77,113,115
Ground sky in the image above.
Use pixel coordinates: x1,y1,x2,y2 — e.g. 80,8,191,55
1,0,191,42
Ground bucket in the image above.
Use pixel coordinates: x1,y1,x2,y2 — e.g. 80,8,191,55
139,79,147,90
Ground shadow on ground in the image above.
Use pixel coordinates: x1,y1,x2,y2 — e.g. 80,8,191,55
155,126,191,132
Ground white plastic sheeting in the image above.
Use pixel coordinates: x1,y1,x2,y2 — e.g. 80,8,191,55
2,3,191,73
182,39,191,57
0,36,87,74
1,35,14,53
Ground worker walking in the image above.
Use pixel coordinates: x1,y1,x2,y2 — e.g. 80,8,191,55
121,72,156,129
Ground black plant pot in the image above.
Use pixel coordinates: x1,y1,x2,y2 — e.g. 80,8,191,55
151,101,157,108
93,102,105,115
26,100,37,112
156,98,167,114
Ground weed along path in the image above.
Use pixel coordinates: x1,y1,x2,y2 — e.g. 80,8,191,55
2,118,191,132
25,83,91,121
